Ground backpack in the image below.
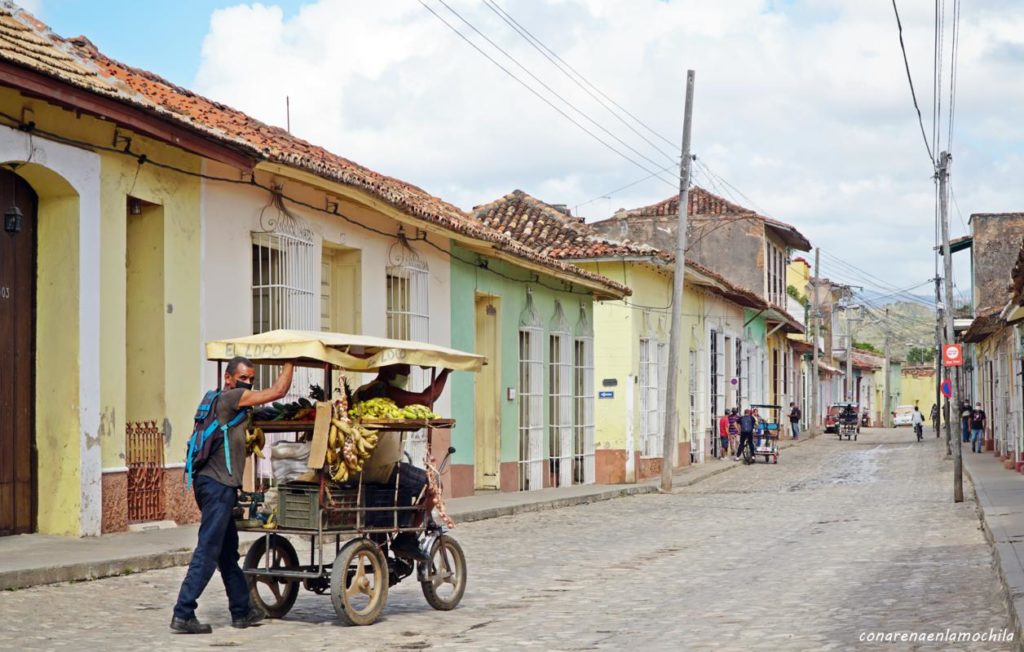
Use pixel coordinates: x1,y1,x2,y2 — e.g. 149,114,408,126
185,389,248,488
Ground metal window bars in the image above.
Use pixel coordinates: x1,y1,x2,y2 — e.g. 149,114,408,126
548,328,572,488
385,232,431,465
251,191,317,481
518,326,544,491
573,334,595,485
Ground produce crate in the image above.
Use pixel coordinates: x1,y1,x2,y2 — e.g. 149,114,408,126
279,483,357,530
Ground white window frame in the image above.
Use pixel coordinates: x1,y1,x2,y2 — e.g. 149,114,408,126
548,304,573,488
639,337,665,457
574,307,595,485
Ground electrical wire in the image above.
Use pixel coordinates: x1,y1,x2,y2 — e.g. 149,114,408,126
417,0,678,188
481,0,680,162
574,163,677,215
480,0,678,152
892,0,936,165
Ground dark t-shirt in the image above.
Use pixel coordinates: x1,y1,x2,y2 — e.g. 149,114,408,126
789,407,801,422
971,409,987,431
738,415,756,434
197,388,249,488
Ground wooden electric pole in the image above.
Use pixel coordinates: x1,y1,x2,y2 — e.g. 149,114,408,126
811,248,821,435
937,151,963,503
884,308,892,428
661,70,695,493
936,275,947,451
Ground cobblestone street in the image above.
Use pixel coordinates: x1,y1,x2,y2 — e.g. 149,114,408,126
0,429,1011,651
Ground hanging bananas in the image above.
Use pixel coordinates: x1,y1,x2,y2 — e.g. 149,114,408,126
245,427,266,458
325,403,379,484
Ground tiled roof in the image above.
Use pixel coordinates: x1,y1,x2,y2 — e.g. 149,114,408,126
620,186,812,251
473,190,670,262
473,190,770,311
0,2,629,297
963,309,1004,344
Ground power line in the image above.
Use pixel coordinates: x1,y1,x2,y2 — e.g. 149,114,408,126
417,0,678,188
481,0,680,163
574,163,677,215
434,0,678,175
947,0,961,152
480,0,678,152
892,0,936,165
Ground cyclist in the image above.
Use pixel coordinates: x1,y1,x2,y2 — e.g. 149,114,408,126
911,405,924,442
734,409,757,463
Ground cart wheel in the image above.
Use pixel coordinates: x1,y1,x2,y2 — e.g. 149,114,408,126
330,538,389,626
854,433,858,441
420,535,467,611
243,533,300,618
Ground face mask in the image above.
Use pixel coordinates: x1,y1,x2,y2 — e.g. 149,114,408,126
388,374,409,389
236,380,254,391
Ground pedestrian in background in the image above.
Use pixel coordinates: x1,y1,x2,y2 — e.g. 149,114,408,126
930,403,939,434
788,402,801,439
718,411,730,460
971,402,987,453
727,407,739,457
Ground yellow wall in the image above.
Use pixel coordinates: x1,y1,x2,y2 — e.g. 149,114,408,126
0,87,203,534
581,262,686,453
97,138,202,469
900,372,936,411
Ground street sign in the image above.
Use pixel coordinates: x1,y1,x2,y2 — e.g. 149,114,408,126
941,378,952,398
943,344,963,367
598,391,614,399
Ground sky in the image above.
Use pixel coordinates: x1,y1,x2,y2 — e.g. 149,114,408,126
30,0,1022,308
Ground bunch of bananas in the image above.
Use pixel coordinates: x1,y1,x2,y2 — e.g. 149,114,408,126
401,404,440,420
349,397,404,420
245,427,266,458
325,414,379,483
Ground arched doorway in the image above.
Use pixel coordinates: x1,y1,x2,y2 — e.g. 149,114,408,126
0,167,37,535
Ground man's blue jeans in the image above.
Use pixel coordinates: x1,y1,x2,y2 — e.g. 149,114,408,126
791,420,800,439
971,428,984,451
173,475,250,621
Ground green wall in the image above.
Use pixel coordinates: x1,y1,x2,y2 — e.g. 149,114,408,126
449,244,596,467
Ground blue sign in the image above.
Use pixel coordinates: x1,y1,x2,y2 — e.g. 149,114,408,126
941,378,952,398
598,391,614,399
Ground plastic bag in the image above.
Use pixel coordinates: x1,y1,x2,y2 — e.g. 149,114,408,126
271,441,311,483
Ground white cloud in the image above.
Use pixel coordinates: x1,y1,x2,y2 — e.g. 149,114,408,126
193,0,1024,293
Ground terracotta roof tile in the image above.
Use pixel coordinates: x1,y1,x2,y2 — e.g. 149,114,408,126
473,190,771,310
0,2,628,297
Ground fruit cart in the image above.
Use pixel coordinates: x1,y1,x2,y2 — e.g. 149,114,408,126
205,329,484,626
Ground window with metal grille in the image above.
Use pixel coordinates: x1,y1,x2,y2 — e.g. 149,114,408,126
385,234,430,463
518,325,544,490
573,310,595,485
737,339,747,409
639,337,664,456
548,332,572,488
710,329,725,419
251,200,317,392
689,349,698,453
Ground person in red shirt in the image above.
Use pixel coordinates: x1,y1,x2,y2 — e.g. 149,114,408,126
718,412,730,459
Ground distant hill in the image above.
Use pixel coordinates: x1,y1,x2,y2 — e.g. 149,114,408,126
854,301,937,361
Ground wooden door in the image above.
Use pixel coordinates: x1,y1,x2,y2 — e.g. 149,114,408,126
0,169,36,535
474,296,500,489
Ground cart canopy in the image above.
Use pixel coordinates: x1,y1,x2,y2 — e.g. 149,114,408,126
206,329,485,373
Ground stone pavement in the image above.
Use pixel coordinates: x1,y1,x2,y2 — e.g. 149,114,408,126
962,444,1024,650
0,429,1009,651
0,444,761,591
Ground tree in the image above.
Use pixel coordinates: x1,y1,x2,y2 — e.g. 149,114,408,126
907,346,935,365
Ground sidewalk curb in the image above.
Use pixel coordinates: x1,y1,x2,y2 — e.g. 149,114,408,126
452,484,659,524
962,462,1024,652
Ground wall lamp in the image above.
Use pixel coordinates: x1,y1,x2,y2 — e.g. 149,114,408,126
4,203,22,234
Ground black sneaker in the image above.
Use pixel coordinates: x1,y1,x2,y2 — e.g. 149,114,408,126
231,607,266,629
391,533,429,562
170,616,212,634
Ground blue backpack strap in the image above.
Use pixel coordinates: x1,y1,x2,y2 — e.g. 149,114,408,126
221,409,249,475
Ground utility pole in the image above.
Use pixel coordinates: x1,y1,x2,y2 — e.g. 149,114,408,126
811,248,821,434
844,305,860,402
884,308,892,428
935,275,946,451
661,70,695,493
938,151,963,503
